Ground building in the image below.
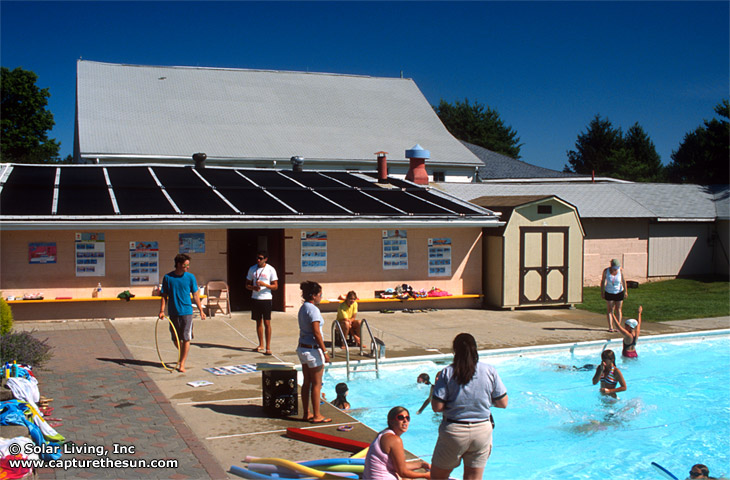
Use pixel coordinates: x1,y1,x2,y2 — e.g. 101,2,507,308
439,182,730,286
0,163,501,320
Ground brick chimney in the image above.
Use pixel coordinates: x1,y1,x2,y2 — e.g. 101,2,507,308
405,144,430,185
375,151,389,183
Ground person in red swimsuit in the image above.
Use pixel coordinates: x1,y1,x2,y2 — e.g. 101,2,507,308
616,305,643,358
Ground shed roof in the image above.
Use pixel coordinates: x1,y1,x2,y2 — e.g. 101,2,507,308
437,182,726,220
75,61,482,168
0,164,500,230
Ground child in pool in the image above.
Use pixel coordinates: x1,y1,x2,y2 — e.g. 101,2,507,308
592,349,626,398
616,305,642,358
332,382,350,410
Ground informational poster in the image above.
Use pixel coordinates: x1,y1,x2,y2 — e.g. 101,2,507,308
301,231,327,272
179,233,205,253
75,233,105,276
129,241,159,285
428,238,452,277
29,242,57,264
383,229,408,270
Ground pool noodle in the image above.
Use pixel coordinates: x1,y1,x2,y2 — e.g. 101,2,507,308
318,465,364,473
651,462,679,480
230,465,286,480
243,457,356,480
300,459,365,467
350,447,368,459
246,463,305,477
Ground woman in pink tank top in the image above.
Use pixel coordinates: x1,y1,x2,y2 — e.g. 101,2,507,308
364,406,431,479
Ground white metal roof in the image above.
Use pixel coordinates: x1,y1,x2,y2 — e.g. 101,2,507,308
438,182,725,220
75,61,482,167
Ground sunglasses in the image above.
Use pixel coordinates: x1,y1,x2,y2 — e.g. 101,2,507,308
396,414,411,422
256,256,265,260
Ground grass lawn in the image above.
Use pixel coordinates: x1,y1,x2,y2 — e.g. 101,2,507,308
577,276,730,321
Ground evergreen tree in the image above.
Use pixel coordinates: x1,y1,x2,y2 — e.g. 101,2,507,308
1,66,61,163
666,100,729,184
564,115,665,182
435,98,522,159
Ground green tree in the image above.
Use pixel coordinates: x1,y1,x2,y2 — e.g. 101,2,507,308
564,115,665,182
435,98,522,159
564,115,623,176
1,66,61,163
666,100,729,184
614,123,665,182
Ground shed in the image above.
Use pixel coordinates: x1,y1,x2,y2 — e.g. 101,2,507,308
472,195,584,309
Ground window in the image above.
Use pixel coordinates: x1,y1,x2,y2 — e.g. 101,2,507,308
432,171,445,182
537,205,552,214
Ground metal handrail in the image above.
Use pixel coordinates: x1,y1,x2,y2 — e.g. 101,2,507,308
330,318,380,380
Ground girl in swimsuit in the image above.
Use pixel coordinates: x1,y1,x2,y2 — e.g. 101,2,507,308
592,349,626,398
616,305,642,358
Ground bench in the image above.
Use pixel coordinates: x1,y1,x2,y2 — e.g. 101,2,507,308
318,294,483,312
7,296,205,321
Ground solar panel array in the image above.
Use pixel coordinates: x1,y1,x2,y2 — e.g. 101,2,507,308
0,165,491,219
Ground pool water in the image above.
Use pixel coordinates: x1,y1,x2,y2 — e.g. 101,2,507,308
323,334,730,480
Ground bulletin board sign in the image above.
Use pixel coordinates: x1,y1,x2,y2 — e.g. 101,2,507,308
29,242,57,264
301,231,327,273
383,230,408,270
179,233,205,254
130,241,159,285
428,238,452,277
75,233,105,276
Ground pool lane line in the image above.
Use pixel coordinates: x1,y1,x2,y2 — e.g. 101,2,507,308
205,421,360,440
177,396,261,406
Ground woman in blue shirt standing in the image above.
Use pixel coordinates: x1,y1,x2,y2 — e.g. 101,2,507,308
430,333,508,480
296,281,331,423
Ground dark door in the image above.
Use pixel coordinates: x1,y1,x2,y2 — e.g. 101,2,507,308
519,227,568,305
227,229,285,312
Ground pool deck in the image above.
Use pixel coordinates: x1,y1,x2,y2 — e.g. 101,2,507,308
10,308,730,479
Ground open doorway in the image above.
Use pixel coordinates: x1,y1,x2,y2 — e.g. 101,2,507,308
227,229,285,312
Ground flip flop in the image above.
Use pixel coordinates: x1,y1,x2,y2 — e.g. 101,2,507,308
309,417,332,424
255,347,265,353
264,350,273,356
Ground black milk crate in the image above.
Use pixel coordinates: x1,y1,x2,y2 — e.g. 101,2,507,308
262,370,298,417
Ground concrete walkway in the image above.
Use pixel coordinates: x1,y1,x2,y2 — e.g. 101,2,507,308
9,308,729,479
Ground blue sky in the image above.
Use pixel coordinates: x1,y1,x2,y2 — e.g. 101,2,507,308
2,1,728,173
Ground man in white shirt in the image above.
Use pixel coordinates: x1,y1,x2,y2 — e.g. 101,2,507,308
246,251,278,355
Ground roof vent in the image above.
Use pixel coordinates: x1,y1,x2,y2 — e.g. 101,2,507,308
291,156,304,173
375,151,389,183
193,152,207,170
405,144,430,185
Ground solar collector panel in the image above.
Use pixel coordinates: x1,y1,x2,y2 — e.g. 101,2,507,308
56,168,115,215
317,189,403,215
106,167,177,214
0,166,56,215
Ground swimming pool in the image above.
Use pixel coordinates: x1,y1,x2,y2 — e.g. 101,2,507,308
323,331,730,480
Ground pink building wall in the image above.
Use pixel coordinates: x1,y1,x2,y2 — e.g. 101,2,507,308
582,219,648,286
282,227,483,311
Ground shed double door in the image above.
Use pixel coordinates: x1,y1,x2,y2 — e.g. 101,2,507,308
519,227,568,305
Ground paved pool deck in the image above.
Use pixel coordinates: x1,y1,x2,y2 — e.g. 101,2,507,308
9,307,729,479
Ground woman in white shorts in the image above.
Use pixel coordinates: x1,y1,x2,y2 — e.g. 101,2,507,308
430,333,508,480
296,281,331,423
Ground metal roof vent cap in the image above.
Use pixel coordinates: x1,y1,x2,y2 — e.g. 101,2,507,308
405,144,430,185
193,152,207,170
291,156,304,172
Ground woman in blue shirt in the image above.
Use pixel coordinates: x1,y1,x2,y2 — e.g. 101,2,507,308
296,281,331,423
430,333,508,480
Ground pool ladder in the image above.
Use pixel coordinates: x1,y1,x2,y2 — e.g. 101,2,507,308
330,318,384,380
